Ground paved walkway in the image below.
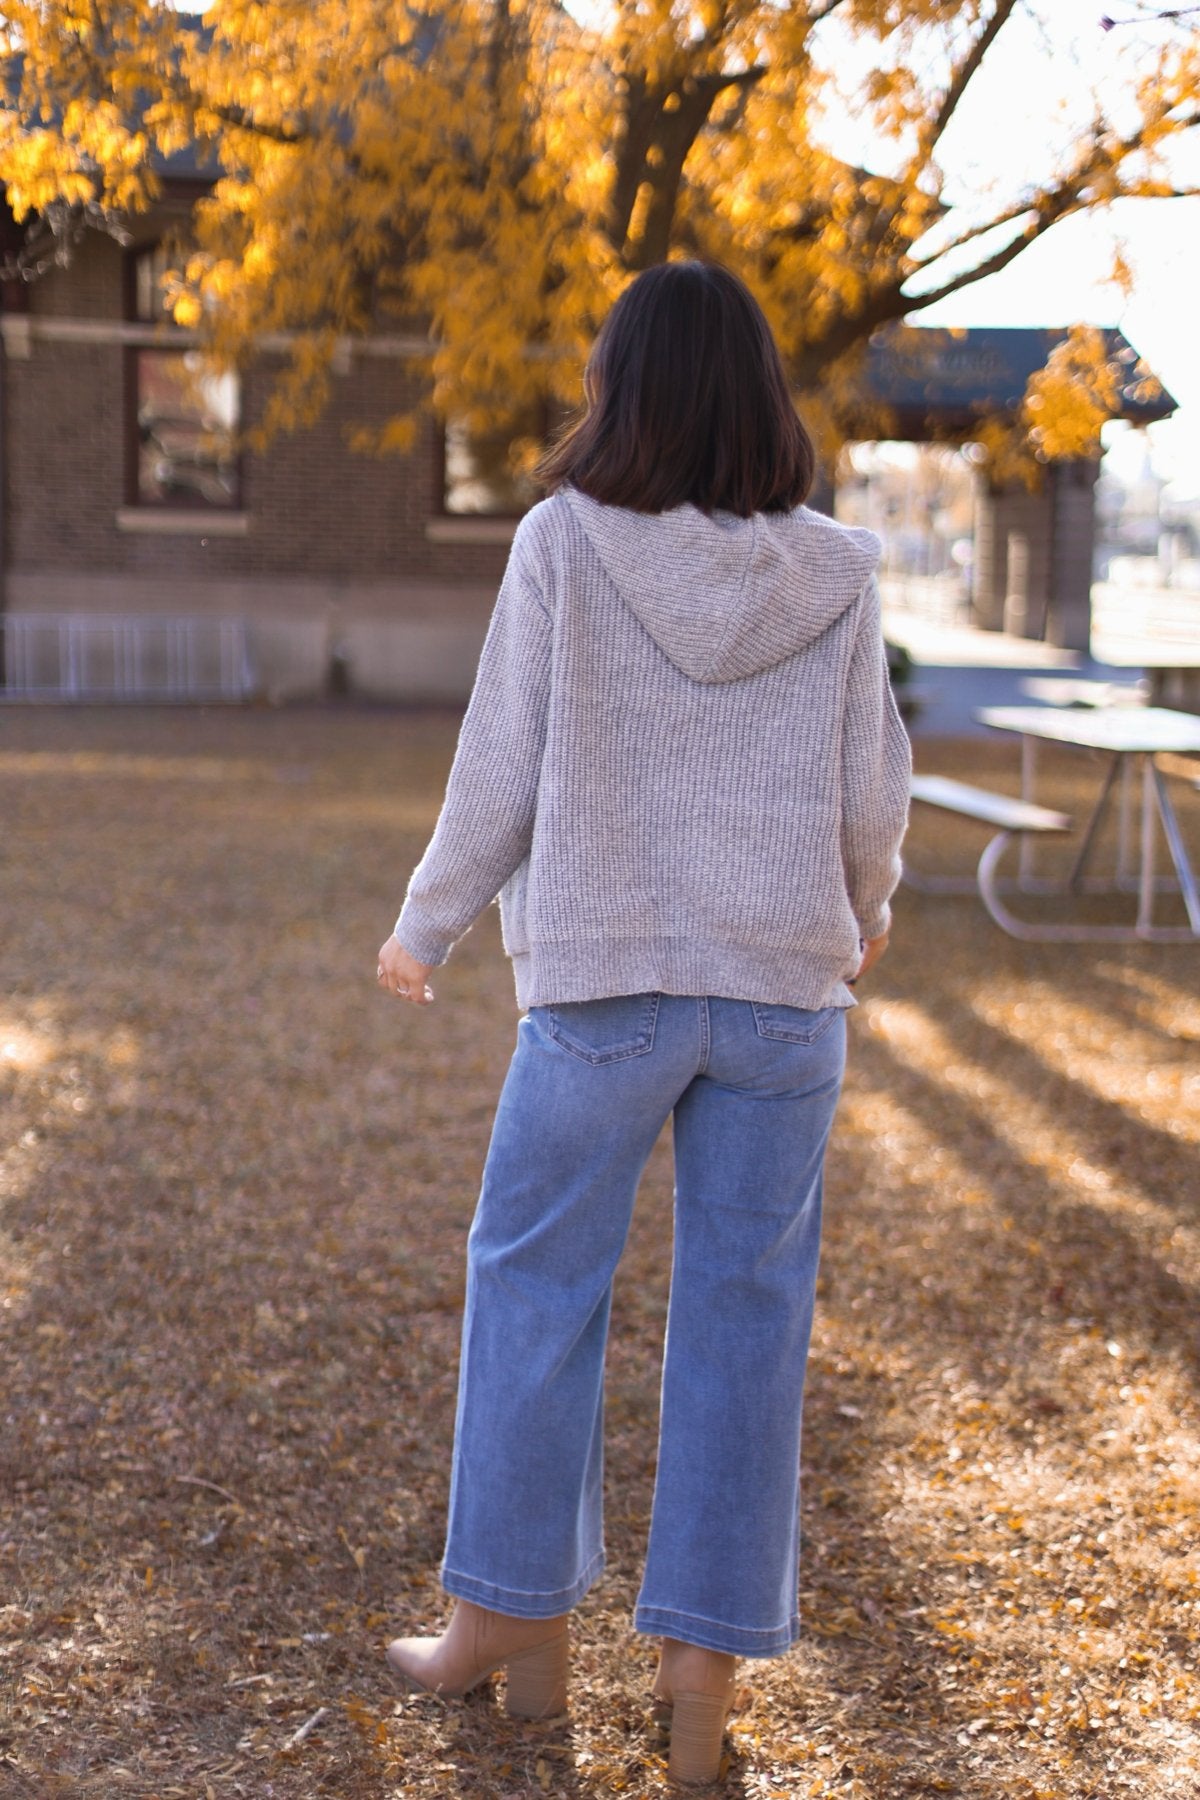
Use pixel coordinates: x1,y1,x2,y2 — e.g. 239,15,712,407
886,607,1148,738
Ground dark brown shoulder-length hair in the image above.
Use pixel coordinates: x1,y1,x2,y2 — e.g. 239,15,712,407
536,260,815,516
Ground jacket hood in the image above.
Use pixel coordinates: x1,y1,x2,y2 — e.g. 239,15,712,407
562,486,880,684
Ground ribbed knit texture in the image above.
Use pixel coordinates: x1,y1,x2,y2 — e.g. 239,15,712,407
396,486,911,1011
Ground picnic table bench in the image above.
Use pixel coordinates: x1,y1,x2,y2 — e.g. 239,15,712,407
904,775,1073,937
904,706,1200,943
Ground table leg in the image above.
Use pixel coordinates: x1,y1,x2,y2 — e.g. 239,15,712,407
1067,752,1121,893
1117,756,1134,887
1138,755,1157,935
1019,734,1038,889
1150,762,1200,933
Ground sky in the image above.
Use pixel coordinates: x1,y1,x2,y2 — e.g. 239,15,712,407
173,0,1199,494
808,1,1200,496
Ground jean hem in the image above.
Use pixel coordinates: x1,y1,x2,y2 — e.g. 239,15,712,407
633,1603,799,1658
441,1551,605,1618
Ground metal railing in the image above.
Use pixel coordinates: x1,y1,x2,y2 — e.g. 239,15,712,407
1,614,254,702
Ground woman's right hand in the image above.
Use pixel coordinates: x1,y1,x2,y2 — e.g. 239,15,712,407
852,929,890,984
377,934,436,1006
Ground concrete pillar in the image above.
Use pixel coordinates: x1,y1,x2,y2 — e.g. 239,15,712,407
971,476,1006,630
1150,667,1200,715
972,461,1097,645
1045,458,1099,652
972,476,1053,634
1003,531,1030,637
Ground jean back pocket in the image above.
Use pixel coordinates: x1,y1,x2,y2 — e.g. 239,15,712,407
750,1001,839,1045
545,993,660,1065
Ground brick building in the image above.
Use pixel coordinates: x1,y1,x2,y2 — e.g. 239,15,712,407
0,182,523,702
0,183,1176,700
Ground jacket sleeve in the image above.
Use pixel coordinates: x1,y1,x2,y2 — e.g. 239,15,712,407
394,542,552,966
839,576,911,941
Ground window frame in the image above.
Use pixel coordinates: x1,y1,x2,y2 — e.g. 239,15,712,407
124,242,244,513
436,399,567,521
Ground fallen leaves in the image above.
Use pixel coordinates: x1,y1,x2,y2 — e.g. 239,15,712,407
0,711,1197,1798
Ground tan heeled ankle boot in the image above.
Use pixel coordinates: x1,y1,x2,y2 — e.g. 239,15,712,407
386,1598,569,1718
652,1638,737,1785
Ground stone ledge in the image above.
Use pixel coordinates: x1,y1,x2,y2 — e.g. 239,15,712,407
425,517,518,545
115,509,251,537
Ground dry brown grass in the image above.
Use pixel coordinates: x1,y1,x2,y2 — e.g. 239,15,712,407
1,705,1197,1800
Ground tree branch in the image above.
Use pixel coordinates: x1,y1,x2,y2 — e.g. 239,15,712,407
488,0,510,98
702,64,769,92
607,71,657,253
905,101,1200,301
912,0,1020,171
1101,7,1200,27
906,196,1053,269
900,203,1079,313
197,99,309,146
629,69,767,268
607,63,767,262
854,2,1020,271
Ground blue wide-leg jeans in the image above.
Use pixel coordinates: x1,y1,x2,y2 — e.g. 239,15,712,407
439,992,846,1658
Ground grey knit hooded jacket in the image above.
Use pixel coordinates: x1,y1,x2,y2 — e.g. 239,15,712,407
395,486,911,1011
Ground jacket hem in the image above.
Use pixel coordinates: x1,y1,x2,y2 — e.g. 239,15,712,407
508,939,857,1012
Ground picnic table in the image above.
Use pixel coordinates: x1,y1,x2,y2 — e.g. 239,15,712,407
906,704,1200,943
1089,587,1200,713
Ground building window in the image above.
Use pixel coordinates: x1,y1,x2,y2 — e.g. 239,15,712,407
134,242,176,325
129,245,241,509
133,350,240,508
441,403,569,517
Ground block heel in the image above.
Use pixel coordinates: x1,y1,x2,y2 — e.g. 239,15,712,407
503,1629,570,1718
666,1688,732,1785
652,1640,737,1786
386,1599,569,1712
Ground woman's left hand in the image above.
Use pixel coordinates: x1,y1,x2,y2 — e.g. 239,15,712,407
377,935,436,1006
852,928,890,984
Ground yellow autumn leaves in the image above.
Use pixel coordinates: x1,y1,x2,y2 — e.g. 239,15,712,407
0,1,1194,461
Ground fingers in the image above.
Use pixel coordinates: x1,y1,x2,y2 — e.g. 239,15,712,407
379,970,434,1005
392,978,434,1006
849,929,891,986
376,939,435,1006
379,972,435,1005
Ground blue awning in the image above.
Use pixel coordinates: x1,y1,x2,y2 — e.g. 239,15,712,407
863,325,1175,436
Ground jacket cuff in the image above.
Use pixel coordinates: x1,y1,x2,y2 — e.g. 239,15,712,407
393,909,453,968
856,901,892,941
